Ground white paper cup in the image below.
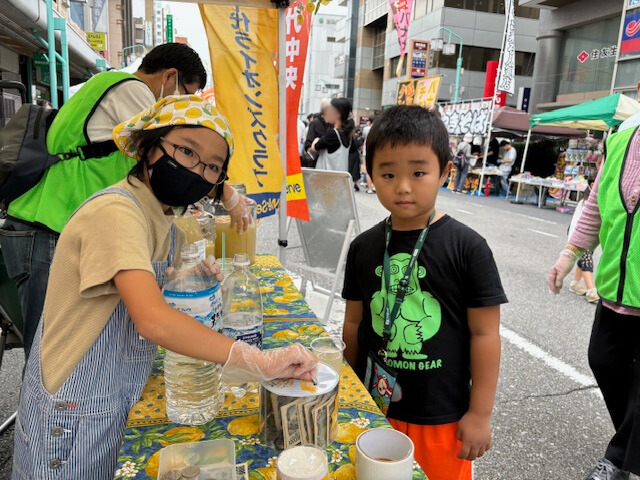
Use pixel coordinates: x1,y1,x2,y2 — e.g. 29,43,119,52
355,428,415,480
277,445,329,480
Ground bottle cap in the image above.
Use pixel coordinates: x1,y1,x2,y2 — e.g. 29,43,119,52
233,253,250,267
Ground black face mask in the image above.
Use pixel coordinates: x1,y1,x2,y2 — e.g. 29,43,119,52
147,154,216,207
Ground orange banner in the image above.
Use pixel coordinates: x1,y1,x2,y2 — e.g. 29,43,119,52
284,6,311,221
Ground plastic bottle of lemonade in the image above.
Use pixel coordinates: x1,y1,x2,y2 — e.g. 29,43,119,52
173,212,206,261
163,244,224,425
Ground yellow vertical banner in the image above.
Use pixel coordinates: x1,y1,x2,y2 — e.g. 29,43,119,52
200,5,283,218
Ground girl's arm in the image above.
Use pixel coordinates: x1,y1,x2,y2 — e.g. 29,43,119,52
115,269,317,380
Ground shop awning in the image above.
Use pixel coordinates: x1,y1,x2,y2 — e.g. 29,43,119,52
492,106,584,138
530,93,640,131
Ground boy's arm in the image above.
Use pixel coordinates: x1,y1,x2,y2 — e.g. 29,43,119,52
457,305,501,461
343,300,364,368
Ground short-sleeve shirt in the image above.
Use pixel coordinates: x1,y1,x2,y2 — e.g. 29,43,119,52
342,215,507,425
40,177,173,393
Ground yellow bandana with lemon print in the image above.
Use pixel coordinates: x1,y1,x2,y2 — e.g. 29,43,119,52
113,94,234,160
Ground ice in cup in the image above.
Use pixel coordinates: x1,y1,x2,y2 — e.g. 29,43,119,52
277,445,329,480
310,337,345,374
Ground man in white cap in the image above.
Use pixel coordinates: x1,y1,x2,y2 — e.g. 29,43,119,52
453,132,475,193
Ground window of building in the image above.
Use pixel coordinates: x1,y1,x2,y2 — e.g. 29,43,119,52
327,37,336,43
431,45,535,76
557,16,619,96
442,0,539,19
615,60,640,90
372,28,386,70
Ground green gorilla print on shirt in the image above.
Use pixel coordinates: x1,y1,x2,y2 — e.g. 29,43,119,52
371,253,442,360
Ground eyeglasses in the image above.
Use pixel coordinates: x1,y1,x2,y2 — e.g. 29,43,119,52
159,137,227,185
177,72,202,96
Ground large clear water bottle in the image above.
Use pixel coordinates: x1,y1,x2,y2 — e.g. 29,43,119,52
163,244,224,425
222,254,263,397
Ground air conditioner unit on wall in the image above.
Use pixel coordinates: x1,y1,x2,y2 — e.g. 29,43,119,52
0,92,22,127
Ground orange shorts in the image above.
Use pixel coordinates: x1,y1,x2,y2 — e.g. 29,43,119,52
388,418,472,480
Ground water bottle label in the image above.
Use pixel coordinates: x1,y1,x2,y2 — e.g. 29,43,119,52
164,283,222,331
193,239,206,261
222,327,262,349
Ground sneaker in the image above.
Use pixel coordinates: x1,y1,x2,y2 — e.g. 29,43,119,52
585,458,629,480
354,184,360,192
570,281,587,296
366,189,375,194
586,289,600,304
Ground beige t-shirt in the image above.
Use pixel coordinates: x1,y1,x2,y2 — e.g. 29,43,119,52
41,177,173,394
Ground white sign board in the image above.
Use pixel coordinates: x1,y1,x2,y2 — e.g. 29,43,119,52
439,98,493,136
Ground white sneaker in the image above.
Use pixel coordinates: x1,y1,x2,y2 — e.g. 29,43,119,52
586,289,600,304
570,281,587,296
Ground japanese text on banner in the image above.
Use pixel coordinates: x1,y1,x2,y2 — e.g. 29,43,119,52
200,5,283,218
284,5,311,221
389,0,414,76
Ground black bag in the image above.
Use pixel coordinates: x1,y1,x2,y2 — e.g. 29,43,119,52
301,149,317,168
453,145,468,169
0,103,118,205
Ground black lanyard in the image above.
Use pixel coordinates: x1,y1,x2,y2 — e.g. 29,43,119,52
381,211,436,358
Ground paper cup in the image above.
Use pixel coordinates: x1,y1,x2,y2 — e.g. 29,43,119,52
277,445,329,480
355,428,414,480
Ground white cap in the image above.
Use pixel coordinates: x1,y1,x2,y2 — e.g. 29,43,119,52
463,133,473,143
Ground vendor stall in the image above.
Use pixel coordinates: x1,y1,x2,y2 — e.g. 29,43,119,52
114,256,429,480
514,93,640,203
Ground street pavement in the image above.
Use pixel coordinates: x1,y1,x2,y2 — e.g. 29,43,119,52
0,188,637,479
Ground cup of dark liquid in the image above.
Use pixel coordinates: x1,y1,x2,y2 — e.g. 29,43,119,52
355,428,415,480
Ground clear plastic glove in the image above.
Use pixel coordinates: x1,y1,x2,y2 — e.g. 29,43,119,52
165,255,224,283
223,190,254,233
548,249,580,294
221,341,318,384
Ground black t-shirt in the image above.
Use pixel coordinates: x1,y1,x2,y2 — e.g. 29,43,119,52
342,215,507,425
487,138,500,165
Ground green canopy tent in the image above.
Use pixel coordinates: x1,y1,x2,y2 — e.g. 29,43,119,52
514,93,640,202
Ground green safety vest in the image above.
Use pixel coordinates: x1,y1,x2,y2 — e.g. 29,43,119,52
596,125,640,308
8,71,144,234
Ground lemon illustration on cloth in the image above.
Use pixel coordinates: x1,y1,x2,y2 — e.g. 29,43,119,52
264,308,289,316
227,414,260,436
145,449,162,478
335,423,366,444
272,330,300,341
158,426,204,446
334,463,356,480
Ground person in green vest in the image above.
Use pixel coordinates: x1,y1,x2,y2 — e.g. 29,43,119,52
548,102,640,479
0,43,251,360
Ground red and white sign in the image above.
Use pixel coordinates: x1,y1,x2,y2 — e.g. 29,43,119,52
408,40,429,78
284,6,311,221
577,50,590,63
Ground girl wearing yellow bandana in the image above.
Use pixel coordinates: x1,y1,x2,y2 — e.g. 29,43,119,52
12,95,317,480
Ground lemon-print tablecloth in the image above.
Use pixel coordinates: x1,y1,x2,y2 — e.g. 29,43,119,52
115,256,428,480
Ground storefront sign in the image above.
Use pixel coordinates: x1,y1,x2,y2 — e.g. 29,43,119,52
439,98,493,136
396,75,442,108
577,45,618,63
145,21,153,47
201,5,283,218
407,40,429,78
32,52,61,86
86,32,105,51
166,14,173,43
621,11,640,55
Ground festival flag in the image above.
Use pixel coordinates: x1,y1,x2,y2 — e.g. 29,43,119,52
284,5,311,221
497,0,516,95
389,0,414,77
200,5,283,219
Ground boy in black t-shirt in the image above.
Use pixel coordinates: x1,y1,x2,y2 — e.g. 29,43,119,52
342,105,507,480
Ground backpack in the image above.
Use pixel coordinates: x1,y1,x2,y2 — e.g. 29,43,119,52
453,145,468,169
0,103,118,206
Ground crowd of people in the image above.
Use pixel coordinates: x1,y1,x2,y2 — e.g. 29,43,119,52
1,39,639,480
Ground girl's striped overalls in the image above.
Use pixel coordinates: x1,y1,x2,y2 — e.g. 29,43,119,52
12,187,176,479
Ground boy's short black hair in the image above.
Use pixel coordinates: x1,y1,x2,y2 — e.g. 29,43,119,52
365,105,451,176
500,140,511,146
140,43,207,90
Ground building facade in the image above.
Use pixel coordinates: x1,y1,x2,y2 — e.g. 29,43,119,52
301,5,348,116
352,0,540,120
525,0,629,112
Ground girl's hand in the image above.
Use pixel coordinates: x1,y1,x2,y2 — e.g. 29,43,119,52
223,191,254,233
221,342,318,384
456,411,492,461
310,137,320,152
165,255,224,283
